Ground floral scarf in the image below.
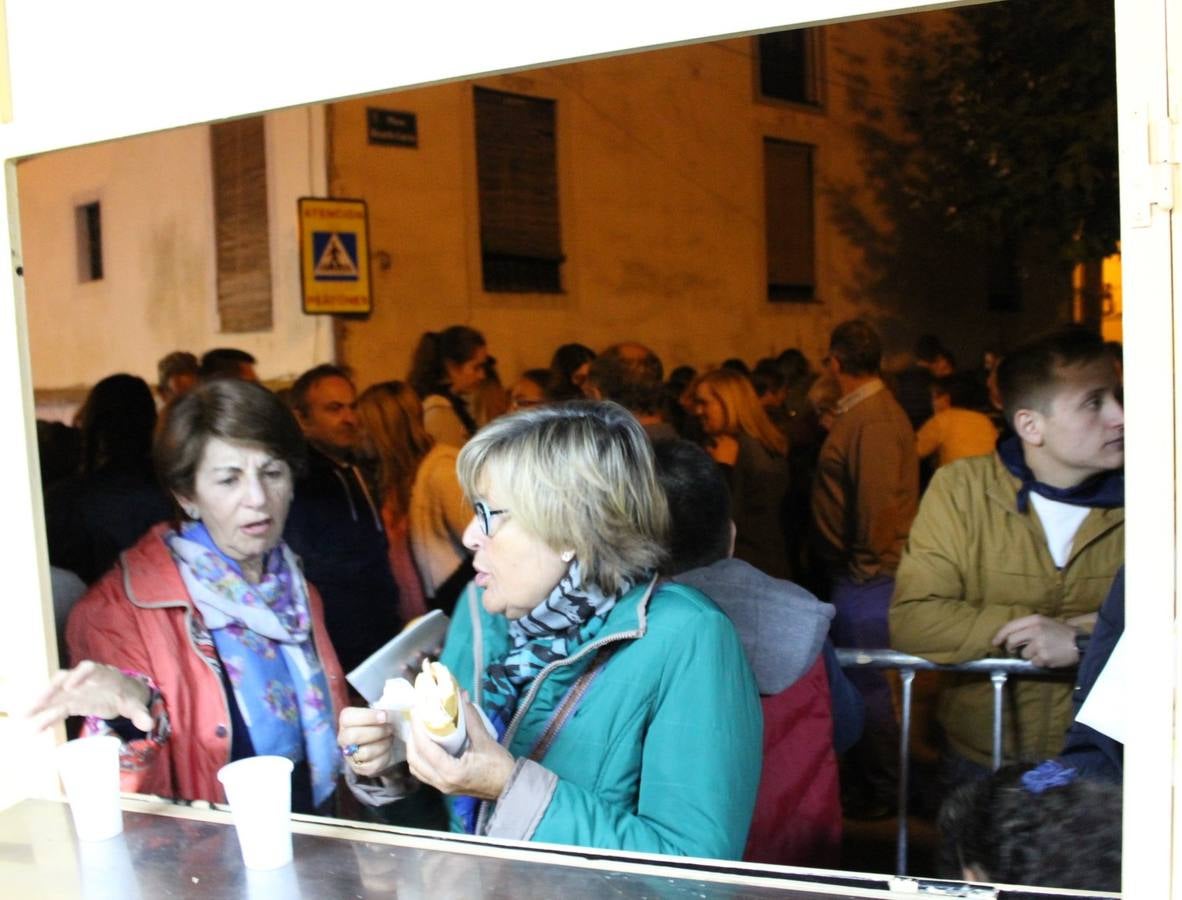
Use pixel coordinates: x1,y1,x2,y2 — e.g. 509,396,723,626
166,523,339,807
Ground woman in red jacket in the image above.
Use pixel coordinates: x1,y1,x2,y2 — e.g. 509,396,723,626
28,378,348,813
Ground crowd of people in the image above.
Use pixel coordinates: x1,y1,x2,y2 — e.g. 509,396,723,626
24,323,1125,891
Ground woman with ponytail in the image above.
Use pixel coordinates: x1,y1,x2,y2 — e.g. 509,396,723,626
408,326,489,448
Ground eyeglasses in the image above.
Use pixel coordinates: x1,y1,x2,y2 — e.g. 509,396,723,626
474,500,509,536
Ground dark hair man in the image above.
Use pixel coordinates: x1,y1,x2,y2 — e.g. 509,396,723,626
290,364,359,460
893,333,950,429
283,364,401,672
198,347,258,383
655,439,862,866
156,351,199,403
583,342,675,441
891,326,1123,777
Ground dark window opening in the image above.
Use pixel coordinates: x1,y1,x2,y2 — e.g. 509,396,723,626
75,201,103,282
758,29,821,107
474,87,564,294
987,240,1022,311
764,138,816,302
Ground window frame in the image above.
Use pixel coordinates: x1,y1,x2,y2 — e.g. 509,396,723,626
753,28,826,112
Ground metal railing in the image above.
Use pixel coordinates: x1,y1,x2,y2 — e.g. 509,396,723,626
835,648,1075,877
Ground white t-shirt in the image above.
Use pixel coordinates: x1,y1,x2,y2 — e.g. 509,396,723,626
1029,492,1092,568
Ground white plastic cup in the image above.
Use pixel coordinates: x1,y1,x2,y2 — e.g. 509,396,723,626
56,735,123,842
216,756,294,870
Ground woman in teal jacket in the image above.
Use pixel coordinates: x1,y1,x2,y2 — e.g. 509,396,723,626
340,400,762,859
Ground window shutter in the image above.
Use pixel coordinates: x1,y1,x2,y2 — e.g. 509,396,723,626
764,138,816,301
474,87,563,292
211,117,273,332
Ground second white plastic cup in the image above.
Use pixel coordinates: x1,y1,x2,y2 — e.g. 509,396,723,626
216,755,294,870
56,735,123,842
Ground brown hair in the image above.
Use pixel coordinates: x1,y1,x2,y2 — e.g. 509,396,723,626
290,363,354,416
154,379,307,501
997,326,1112,430
828,319,882,376
408,326,486,398
356,381,434,515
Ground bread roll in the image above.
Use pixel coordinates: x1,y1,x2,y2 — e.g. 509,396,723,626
413,659,460,737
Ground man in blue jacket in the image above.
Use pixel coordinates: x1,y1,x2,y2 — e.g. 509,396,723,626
284,364,401,674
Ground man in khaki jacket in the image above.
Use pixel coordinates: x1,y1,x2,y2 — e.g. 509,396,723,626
890,327,1124,774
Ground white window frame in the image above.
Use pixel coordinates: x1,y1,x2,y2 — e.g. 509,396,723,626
0,2,1174,893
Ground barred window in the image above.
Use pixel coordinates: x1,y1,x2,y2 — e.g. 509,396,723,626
474,87,564,293
211,117,273,332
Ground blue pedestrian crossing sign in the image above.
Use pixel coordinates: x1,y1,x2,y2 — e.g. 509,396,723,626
312,232,360,281
299,197,372,314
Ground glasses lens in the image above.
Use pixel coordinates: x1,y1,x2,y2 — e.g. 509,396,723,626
474,501,490,536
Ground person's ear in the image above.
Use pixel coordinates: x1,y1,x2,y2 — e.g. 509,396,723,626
174,493,199,520
1013,407,1044,446
293,406,312,432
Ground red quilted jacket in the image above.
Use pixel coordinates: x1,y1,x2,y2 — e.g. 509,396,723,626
743,655,842,867
66,523,348,804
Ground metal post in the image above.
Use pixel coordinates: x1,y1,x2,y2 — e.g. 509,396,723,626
832,648,1069,876
896,667,916,876
990,670,1008,771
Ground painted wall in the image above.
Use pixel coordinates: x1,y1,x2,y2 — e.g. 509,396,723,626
14,14,1072,403
332,17,1069,391
17,107,334,403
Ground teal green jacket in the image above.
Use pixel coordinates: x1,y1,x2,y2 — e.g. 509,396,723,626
440,578,763,859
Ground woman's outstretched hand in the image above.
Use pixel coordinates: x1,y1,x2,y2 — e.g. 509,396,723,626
24,661,152,734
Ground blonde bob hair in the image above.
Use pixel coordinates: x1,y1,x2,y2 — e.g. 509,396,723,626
456,400,669,596
693,368,788,457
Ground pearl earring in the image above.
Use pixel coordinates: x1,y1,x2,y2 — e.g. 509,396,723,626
187,507,200,520
560,550,574,563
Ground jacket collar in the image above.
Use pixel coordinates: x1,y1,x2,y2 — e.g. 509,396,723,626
835,377,885,416
118,522,196,609
476,575,656,662
985,452,1124,562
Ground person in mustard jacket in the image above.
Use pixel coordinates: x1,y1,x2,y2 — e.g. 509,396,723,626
890,327,1124,773
339,401,762,858
28,379,349,813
